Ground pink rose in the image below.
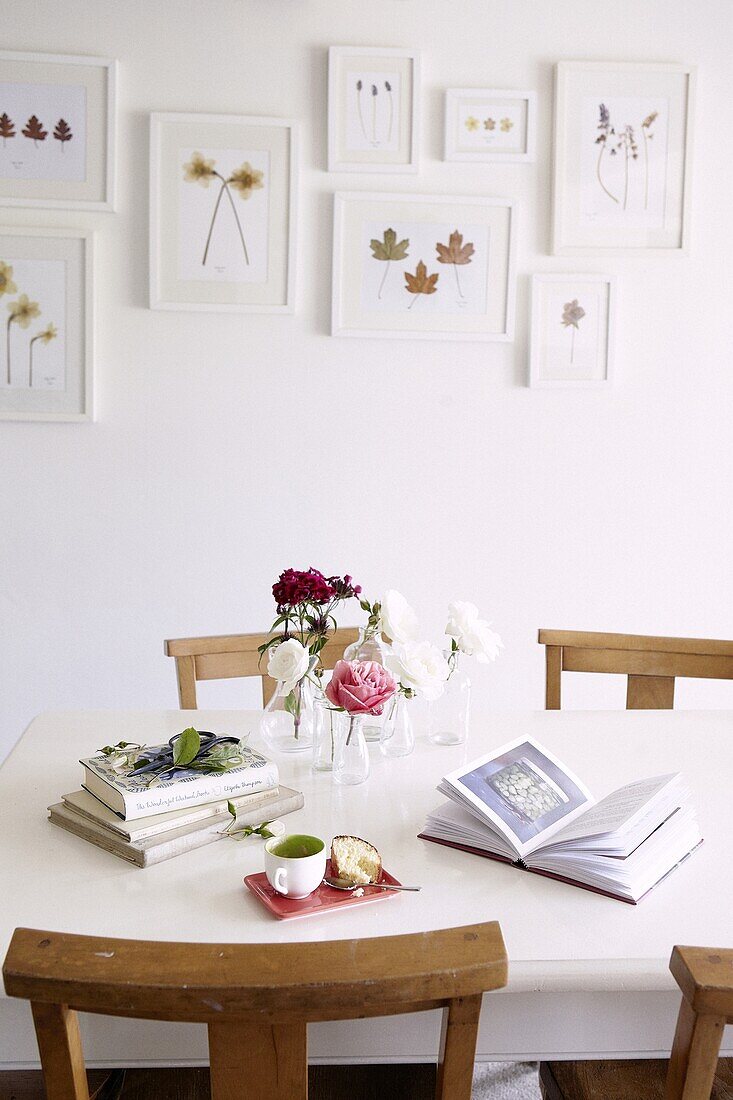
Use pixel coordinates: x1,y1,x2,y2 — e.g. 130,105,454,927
325,660,397,715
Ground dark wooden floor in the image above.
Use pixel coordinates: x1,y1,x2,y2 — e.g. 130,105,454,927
0,1064,438,1100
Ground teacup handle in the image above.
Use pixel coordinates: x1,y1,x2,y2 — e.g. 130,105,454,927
274,867,287,895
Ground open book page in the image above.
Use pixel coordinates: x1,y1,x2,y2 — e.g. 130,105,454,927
439,736,594,860
422,801,517,861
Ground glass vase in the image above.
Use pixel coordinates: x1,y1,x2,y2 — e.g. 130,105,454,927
343,629,390,742
380,695,415,757
333,712,370,785
260,676,319,754
312,701,336,772
428,664,471,746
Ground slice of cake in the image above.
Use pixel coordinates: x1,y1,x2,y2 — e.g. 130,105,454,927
331,835,382,885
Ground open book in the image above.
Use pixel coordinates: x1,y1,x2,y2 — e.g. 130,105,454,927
419,736,702,904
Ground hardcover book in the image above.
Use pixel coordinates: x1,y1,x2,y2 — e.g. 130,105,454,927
419,736,702,904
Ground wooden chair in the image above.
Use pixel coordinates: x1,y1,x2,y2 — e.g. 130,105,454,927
165,628,360,709
539,945,733,1100
3,921,508,1100
538,630,733,710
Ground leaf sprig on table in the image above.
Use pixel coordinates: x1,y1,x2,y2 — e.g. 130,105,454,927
223,801,278,841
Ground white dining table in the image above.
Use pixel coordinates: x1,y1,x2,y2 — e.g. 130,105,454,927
1,707,731,1070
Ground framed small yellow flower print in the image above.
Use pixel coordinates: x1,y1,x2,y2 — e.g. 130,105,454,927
0,227,94,421
149,113,298,312
444,89,536,163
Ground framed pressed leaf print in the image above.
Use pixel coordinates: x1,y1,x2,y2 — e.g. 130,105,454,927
0,227,94,420
553,62,695,254
149,113,297,312
445,88,537,163
0,51,116,210
328,47,420,173
529,274,616,388
332,192,516,341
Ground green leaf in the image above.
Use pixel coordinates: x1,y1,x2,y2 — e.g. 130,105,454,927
283,691,300,720
173,727,201,766
227,800,237,820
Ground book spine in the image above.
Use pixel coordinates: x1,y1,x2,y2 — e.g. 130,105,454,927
120,787,281,841
87,763,279,821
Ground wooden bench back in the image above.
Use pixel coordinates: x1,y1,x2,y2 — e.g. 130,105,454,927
3,922,508,1100
165,627,360,708
538,629,733,710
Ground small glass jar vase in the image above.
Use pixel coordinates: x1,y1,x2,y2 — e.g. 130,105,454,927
343,629,390,743
312,701,336,772
260,676,319,755
333,711,370,785
380,695,415,757
428,664,471,746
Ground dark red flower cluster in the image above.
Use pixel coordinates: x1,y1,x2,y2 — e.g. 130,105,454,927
272,568,361,611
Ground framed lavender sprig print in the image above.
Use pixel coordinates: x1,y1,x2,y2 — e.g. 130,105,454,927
553,62,695,254
332,192,516,341
0,51,116,211
529,274,616,388
149,113,298,312
328,47,420,173
445,88,537,163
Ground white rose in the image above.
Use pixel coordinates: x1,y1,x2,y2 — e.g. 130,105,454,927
445,600,480,639
459,619,503,664
379,589,420,645
385,641,450,701
267,638,310,692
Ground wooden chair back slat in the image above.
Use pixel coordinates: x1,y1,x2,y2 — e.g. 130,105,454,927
165,627,360,709
538,630,733,710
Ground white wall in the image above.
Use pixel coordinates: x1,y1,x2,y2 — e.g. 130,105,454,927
2,0,732,759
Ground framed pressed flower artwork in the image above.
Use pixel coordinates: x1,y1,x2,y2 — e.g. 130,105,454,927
444,88,537,163
529,274,616,388
332,192,517,341
328,47,420,173
0,51,116,211
149,113,298,312
0,227,94,421
553,62,695,254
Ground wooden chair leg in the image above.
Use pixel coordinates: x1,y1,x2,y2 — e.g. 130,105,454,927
664,997,725,1100
545,647,562,710
626,674,675,709
208,1020,307,1100
31,1003,90,1100
435,994,482,1100
175,656,198,709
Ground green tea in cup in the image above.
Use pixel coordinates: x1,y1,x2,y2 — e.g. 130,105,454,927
269,834,324,859
264,834,326,898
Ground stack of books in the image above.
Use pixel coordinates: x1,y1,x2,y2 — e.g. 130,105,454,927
48,741,303,867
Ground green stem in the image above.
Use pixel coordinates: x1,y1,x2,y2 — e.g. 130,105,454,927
6,316,12,386
570,326,575,365
29,336,38,387
407,294,420,310
453,263,464,299
386,89,394,143
222,181,250,265
643,130,649,210
356,86,368,141
378,260,391,299
202,179,227,266
623,147,630,211
346,714,355,747
596,144,619,205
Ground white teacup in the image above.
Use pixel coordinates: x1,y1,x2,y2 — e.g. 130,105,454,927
264,833,326,899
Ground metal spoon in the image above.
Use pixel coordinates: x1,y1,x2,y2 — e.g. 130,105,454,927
323,874,421,892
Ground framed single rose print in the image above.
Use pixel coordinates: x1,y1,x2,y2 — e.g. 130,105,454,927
328,47,420,173
149,113,298,312
529,274,616,388
332,192,516,341
0,227,94,420
553,61,695,254
0,51,116,210
445,88,536,163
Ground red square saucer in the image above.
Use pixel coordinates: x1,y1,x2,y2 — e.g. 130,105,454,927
244,860,403,920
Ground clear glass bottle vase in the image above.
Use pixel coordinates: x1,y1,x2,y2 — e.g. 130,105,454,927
260,676,319,754
380,695,415,757
343,629,390,743
428,662,471,746
333,712,370,785
312,701,336,772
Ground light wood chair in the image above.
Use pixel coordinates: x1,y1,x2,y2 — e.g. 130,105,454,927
538,630,733,710
165,627,360,709
3,921,508,1100
539,945,733,1100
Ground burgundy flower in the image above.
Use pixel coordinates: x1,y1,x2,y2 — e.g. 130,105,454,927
272,567,336,610
327,573,363,600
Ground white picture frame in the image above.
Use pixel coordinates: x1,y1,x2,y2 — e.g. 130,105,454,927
332,191,517,342
0,51,116,211
444,88,537,163
0,226,94,421
149,112,298,313
529,273,616,388
553,61,695,255
328,46,420,173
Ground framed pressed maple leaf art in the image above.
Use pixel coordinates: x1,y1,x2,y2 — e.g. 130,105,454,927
0,51,116,211
332,192,516,341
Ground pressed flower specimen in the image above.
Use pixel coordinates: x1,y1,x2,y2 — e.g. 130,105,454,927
355,80,368,141
500,117,514,132
641,110,658,210
22,115,47,146
0,261,17,299
371,84,378,142
182,151,264,266
561,299,585,364
405,261,438,309
616,124,639,210
28,322,57,387
6,294,41,385
385,80,394,142
53,118,73,150
594,103,619,204
435,230,474,299
465,116,480,132
0,114,15,147
370,228,409,299
483,117,496,131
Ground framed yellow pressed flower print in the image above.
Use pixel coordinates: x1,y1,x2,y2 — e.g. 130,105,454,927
0,227,94,421
444,89,537,163
149,113,298,312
